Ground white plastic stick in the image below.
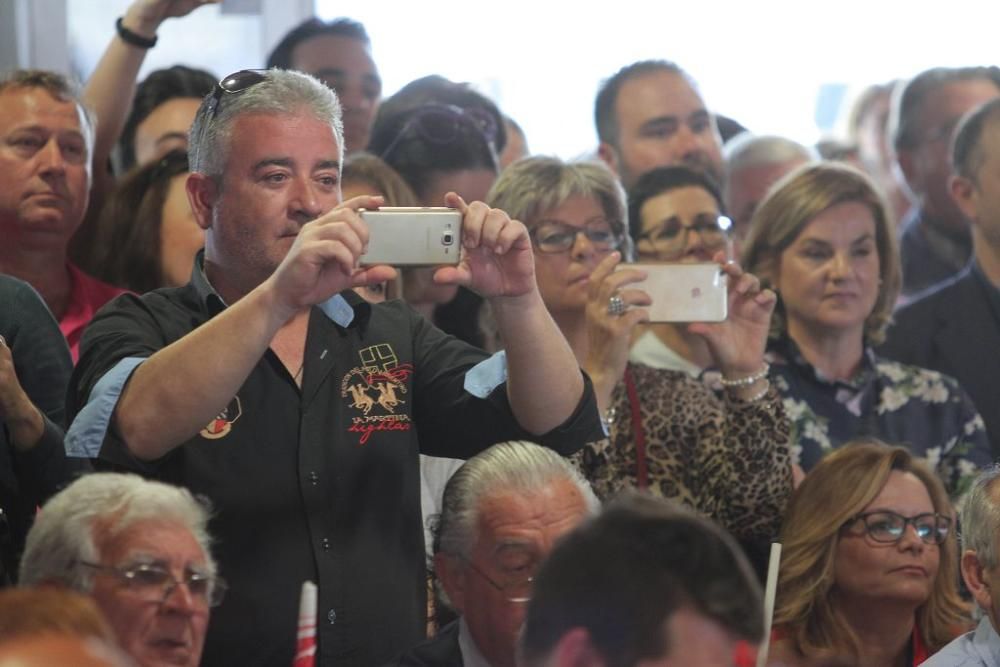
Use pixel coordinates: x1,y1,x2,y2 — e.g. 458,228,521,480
756,542,782,667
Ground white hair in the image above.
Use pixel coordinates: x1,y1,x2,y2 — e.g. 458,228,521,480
433,440,599,559
724,133,816,174
20,473,215,591
961,465,1000,570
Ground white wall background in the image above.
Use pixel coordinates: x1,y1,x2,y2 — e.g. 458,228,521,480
60,0,1000,158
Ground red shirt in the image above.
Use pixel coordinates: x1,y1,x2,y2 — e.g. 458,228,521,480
59,263,127,362
769,624,929,665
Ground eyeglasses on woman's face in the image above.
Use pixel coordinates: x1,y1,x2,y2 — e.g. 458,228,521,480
530,219,623,254
844,510,951,546
636,213,730,260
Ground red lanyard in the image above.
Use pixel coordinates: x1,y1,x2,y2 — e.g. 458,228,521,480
623,366,648,489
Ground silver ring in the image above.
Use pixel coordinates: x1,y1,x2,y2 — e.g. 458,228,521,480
607,294,626,317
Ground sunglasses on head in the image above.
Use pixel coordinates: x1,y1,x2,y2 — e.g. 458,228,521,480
205,69,268,120
379,103,499,161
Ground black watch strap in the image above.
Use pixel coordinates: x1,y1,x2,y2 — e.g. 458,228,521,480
115,17,158,49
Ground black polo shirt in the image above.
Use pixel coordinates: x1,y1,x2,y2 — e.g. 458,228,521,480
68,263,600,667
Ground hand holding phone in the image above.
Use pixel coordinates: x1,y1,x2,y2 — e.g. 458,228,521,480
614,262,728,322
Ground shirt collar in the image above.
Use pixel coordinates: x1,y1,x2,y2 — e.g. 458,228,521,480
973,614,1000,661
770,334,876,390
458,617,494,667
190,250,368,329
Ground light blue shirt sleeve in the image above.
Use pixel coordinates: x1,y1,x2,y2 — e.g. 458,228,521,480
463,350,508,398
319,294,355,327
921,616,1000,667
64,357,146,458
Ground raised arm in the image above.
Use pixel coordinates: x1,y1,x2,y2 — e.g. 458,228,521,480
688,252,776,400
83,0,217,171
113,195,395,460
433,194,588,434
581,253,650,412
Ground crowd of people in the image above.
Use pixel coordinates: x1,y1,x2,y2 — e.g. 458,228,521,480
3,0,1000,665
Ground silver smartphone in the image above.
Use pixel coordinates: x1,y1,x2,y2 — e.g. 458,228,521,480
615,263,728,322
359,207,462,266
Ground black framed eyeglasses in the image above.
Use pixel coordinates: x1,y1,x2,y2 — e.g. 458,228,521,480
845,511,951,545
379,103,499,161
205,69,268,120
459,555,533,603
75,560,227,607
637,214,731,258
530,219,623,254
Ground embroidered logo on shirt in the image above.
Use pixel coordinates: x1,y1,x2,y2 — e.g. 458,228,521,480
341,344,414,445
199,396,242,440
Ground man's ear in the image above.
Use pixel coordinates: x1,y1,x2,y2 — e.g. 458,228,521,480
961,550,993,612
186,172,219,232
950,173,979,224
433,552,467,615
548,628,607,667
597,142,620,176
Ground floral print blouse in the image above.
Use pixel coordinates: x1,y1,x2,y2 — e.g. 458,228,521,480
768,336,992,501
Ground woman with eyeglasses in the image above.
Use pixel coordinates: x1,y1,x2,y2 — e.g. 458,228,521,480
770,439,969,666
486,156,792,545
626,166,735,377
741,163,990,499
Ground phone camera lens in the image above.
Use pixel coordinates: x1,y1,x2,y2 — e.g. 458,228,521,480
442,232,454,246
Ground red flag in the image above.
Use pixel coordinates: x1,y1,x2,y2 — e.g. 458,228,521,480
293,581,317,667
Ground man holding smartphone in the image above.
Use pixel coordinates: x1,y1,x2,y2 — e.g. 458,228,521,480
65,69,599,667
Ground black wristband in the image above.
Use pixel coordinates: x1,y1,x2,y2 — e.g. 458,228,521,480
115,17,158,49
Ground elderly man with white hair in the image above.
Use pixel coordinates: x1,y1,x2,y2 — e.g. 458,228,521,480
19,473,221,667
385,440,599,667
924,466,1000,665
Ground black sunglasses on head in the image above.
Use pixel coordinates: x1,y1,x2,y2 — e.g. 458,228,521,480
379,103,499,161
205,69,268,119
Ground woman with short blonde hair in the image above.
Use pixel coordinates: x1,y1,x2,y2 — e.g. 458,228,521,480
742,162,900,344
742,162,989,497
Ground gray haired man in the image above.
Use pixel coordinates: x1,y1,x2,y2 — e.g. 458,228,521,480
20,473,219,667
891,67,1000,295
722,133,815,245
65,68,601,666
386,440,598,667
923,466,1000,665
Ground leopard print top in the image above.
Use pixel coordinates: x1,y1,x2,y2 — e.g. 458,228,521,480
574,362,793,540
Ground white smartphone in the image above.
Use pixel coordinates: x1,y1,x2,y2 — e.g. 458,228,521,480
359,207,462,266
615,263,728,322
